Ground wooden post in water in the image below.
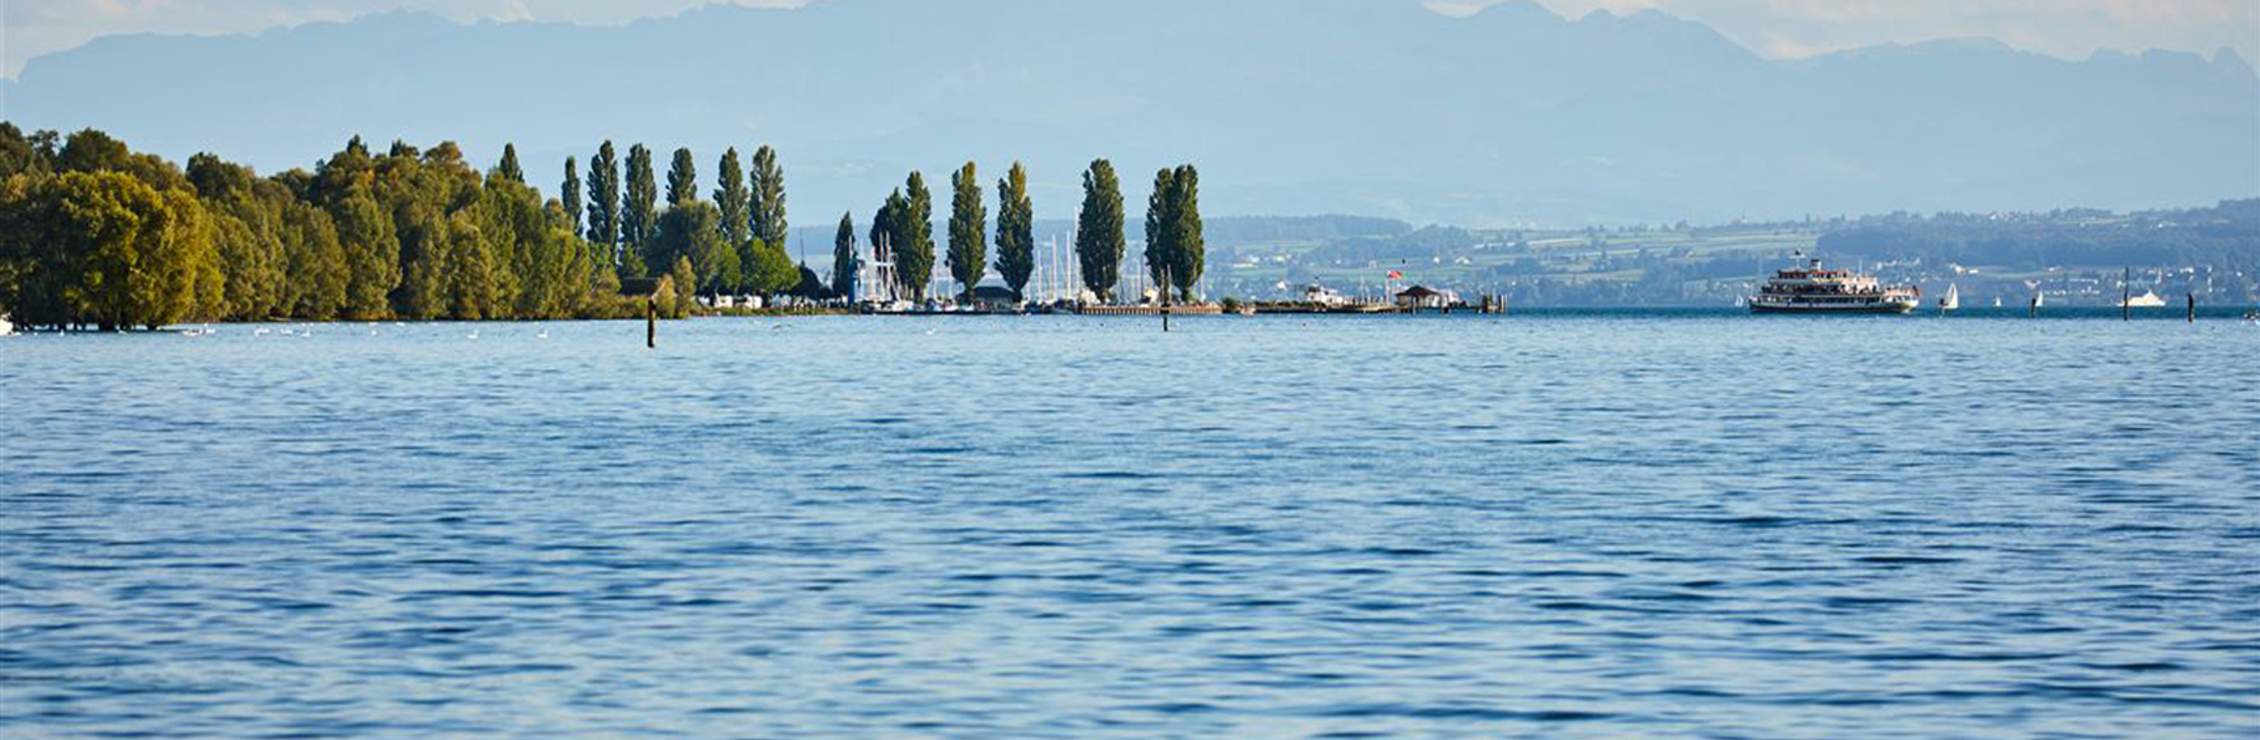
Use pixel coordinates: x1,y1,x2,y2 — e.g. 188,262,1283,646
646,297,657,349
1161,266,1172,333
2188,293,2197,323
2122,267,2132,322
2029,296,2039,319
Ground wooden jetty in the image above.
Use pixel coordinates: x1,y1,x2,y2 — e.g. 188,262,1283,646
1076,304,1225,316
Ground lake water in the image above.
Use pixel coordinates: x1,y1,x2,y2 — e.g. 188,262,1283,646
4,311,2257,736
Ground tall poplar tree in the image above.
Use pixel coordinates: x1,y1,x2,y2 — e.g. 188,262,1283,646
715,148,750,248
898,171,936,301
621,144,657,277
495,143,524,183
586,141,620,267
994,162,1035,302
665,147,697,207
750,145,787,248
1168,164,1205,300
561,156,582,236
946,162,987,303
1075,159,1126,302
1145,167,1180,304
832,212,857,300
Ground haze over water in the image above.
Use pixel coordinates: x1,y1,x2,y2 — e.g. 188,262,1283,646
4,314,2257,736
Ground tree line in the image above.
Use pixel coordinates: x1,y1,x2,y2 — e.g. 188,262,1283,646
851,158,1203,304
0,122,1206,330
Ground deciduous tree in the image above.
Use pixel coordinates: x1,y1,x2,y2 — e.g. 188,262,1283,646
994,162,1035,302
946,162,987,303
1075,159,1125,301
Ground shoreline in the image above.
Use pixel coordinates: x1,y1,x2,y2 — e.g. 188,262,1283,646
6,306,2255,334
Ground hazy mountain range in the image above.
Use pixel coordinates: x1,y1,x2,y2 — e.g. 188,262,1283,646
4,0,2255,228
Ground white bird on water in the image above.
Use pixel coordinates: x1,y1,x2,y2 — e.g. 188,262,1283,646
467,329,480,341
537,329,550,340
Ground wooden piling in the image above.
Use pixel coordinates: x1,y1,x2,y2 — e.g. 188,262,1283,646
646,297,657,349
2029,296,2039,319
2188,293,2197,323
2122,267,2132,322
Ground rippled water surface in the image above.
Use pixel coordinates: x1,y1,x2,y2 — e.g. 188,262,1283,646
5,312,2258,736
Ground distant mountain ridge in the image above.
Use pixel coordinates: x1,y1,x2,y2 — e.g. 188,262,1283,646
4,0,2254,227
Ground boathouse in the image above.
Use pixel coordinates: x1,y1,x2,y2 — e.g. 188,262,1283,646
1395,285,1457,310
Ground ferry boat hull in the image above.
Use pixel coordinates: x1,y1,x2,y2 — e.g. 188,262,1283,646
1750,300,1920,315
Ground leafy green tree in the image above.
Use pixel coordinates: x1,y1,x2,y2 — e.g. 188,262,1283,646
946,162,987,302
586,141,620,267
313,135,375,204
670,255,699,317
653,201,726,296
0,175,75,328
1168,165,1205,299
394,205,450,320
621,144,657,277
1076,159,1126,301
751,145,787,248
444,210,497,320
561,157,583,237
0,122,56,180
711,237,743,297
333,189,399,319
170,190,227,321
715,148,750,248
665,147,697,207
281,201,347,319
495,143,524,183
831,212,858,300
897,172,936,301
478,177,568,318
56,129,132,174
1146,167,1179,303
746,238,798,298
994,162,1035,301
0,172,213,330
189,153,286,319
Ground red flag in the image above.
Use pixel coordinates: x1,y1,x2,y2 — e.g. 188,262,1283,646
1387,270,1403,280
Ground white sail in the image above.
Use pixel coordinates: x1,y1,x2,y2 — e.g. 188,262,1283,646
1941,284,1961,311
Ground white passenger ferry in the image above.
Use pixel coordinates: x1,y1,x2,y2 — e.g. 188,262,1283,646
1749,258,1921,314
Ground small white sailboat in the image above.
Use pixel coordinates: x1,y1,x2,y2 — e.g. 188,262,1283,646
1993,297,2003,309
1939,284,1961,313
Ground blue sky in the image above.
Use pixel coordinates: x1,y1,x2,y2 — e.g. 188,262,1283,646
5,0,2255,78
